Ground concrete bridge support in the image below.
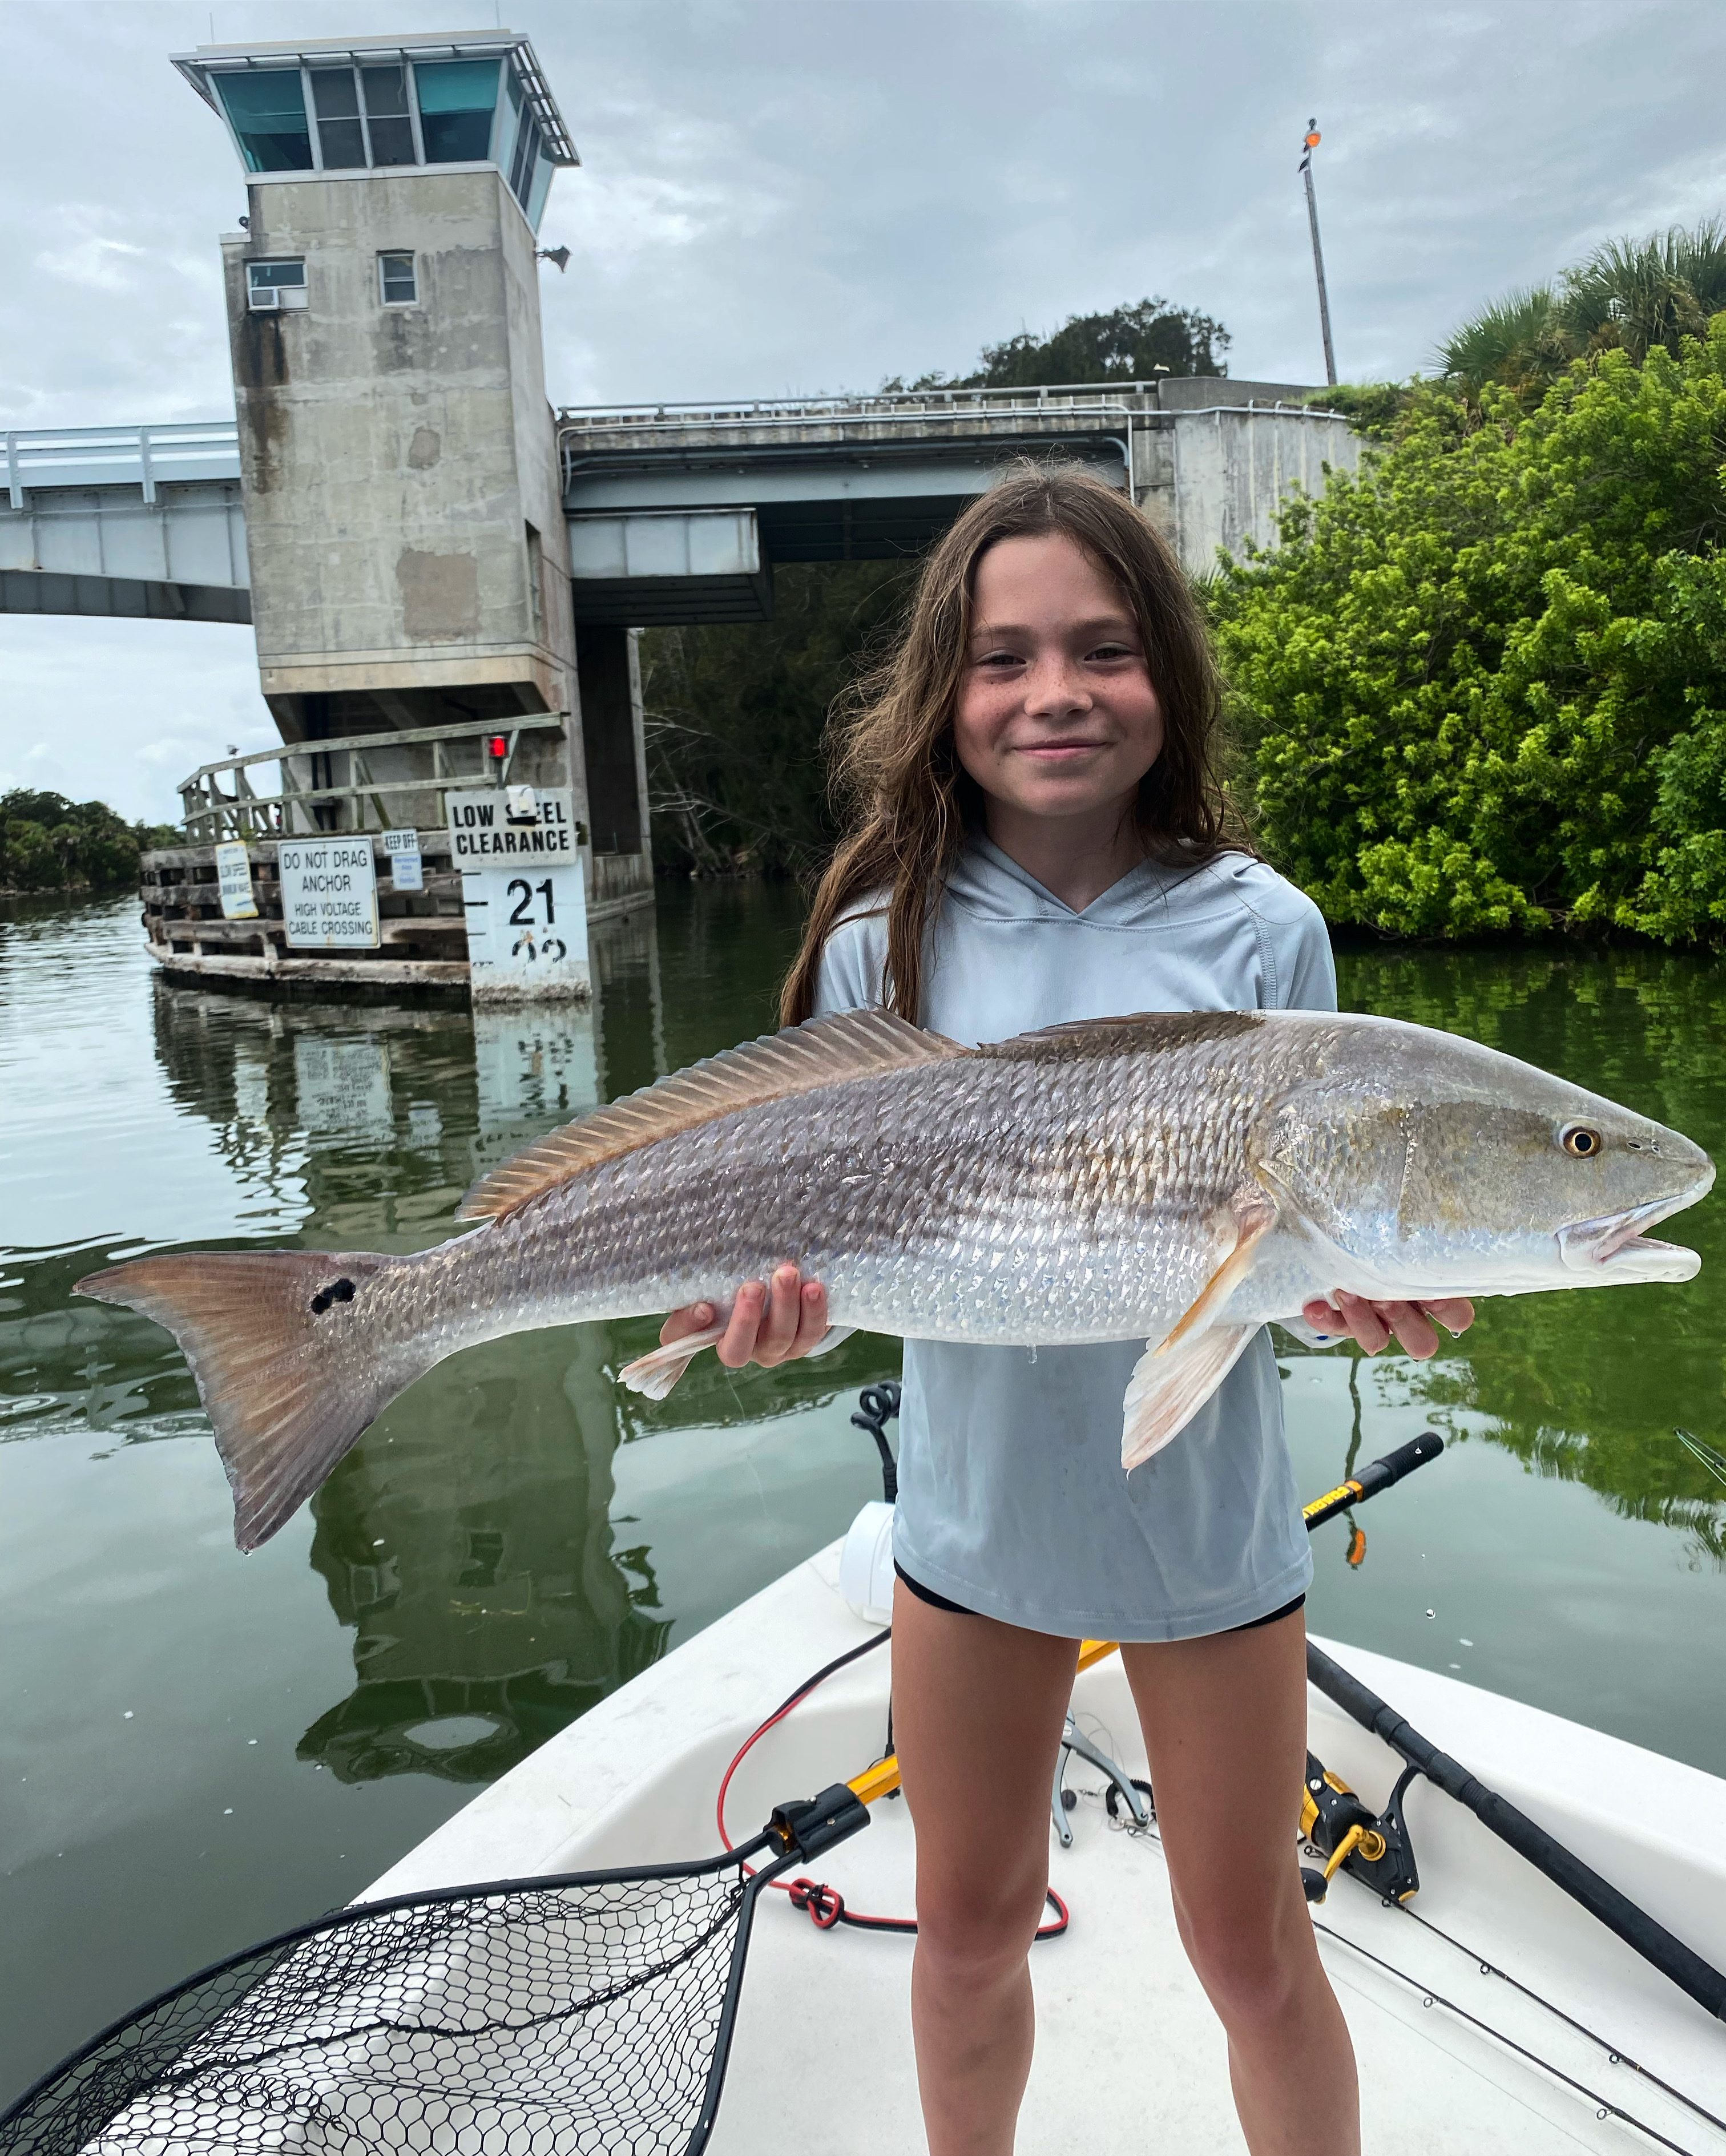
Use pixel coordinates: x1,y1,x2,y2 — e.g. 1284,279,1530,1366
576,625,651,876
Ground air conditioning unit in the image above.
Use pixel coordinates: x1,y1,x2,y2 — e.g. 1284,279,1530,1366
248,286,280,312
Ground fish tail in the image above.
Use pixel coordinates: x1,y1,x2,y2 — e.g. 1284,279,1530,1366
75,1248,414,1551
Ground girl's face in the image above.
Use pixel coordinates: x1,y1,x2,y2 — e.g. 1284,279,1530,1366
953,531,1164,828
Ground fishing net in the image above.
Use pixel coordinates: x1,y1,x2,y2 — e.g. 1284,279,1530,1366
1,1858,764,2156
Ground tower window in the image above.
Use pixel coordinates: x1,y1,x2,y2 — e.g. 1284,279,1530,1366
247,260,308,311
216,70,312,173
309,67,366,171
379,252,417,305
508,110,541,207
416,58,501,163
360,65,417,166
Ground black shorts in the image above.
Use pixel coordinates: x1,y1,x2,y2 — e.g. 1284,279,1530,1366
893,1561,1305,1636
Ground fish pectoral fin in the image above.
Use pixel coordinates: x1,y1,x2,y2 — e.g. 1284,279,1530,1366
1122,1324,1257,1471
618,1323,728,1400
1157,1189,1280,1356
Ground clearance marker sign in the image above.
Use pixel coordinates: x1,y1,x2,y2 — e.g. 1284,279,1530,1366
446,787,589,1001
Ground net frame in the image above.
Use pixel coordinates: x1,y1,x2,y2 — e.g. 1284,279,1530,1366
0,1823,827,2156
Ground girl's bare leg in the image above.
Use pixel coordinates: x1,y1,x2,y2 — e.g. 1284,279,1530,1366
890,1581,1079,2156
1122,1610,1360,2156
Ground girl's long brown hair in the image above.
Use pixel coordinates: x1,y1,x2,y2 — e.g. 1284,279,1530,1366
780,461,1250,1027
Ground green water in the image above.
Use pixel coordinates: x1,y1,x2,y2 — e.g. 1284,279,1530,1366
3,893,1725,2106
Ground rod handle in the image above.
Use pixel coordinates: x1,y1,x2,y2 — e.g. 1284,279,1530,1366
1354,1429,1444,1500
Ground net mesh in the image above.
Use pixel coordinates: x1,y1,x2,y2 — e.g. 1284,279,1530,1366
3,1864,755,2156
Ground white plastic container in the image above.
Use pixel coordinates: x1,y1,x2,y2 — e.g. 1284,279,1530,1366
837,1500,896,1626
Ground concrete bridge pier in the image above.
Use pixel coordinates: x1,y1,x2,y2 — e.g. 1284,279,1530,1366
575,627,652,909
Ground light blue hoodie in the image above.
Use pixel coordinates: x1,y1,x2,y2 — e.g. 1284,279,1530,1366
813,835,1336,1640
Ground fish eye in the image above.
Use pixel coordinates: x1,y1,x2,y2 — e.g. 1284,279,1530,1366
1560,1125,1603,1158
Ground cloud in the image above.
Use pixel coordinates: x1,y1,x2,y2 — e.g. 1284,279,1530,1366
0,614,272,823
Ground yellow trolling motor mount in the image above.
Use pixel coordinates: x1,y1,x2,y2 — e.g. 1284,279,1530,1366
1299,1752,1421,1905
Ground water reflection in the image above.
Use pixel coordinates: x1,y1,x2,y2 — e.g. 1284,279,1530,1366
135,915,687,1787
298,1323,670,1786
1332,944,1726,1567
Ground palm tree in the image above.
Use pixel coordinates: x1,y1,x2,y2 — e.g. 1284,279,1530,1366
1434,285,1568,401
1437,222,1726,402
1558,223,1726,362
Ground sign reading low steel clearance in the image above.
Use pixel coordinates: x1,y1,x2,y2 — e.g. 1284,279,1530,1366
446,788,588,1000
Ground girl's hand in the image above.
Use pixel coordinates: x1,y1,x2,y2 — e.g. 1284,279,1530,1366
660,1265,830,1368
1300,1290,1474,1360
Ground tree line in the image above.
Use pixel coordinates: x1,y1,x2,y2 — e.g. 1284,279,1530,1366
643,235,1726,948
0,790,179,894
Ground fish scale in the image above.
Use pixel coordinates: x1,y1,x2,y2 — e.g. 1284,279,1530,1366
75,1007,1713,1550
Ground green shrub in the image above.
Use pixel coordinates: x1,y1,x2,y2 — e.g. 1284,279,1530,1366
1212,318,1726,945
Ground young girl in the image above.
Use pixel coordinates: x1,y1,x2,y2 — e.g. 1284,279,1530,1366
660,464,1471,2155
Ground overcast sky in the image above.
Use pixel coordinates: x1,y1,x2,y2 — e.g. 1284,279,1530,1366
3,0,1723,822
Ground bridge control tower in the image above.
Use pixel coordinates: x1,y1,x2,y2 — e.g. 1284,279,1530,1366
159,30,654,993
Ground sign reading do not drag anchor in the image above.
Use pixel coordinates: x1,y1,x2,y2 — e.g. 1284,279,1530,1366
447,787,588,999
277,839,380,948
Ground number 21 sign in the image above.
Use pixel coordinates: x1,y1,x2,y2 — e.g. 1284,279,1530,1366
446,786,590,1002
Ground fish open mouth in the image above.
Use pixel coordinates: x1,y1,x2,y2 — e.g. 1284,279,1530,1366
1559,1174,1713,1281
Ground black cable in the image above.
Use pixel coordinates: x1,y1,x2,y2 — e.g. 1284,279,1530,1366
762,1628,892,1725
850,1380,902,1503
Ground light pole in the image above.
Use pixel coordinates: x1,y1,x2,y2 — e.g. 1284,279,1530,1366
1299,119,1338,387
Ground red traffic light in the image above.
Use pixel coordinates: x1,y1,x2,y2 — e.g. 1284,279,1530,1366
487,734,509,760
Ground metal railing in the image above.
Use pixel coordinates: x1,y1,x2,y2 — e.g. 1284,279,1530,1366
2,422,241,508
177,714,565,843
558,383,1352,429
557,382,1181,427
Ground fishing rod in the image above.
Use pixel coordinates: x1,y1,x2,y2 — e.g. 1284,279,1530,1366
1304,1642,1726,2022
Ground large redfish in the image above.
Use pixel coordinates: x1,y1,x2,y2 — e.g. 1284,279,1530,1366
78,1008,1712,1549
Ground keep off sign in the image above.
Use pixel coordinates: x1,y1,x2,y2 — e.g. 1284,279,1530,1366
277,838,380,948
447,787,588,1000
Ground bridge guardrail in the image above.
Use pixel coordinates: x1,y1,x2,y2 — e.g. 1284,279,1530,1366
3,421,241,508
556,388,1357,510
556,381,1176,427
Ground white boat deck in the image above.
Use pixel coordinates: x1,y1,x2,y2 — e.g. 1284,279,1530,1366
368,1541,1726,2154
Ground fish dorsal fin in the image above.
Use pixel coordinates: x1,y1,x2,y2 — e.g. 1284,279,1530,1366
981,1010,1267,1061
455,1010,970,1223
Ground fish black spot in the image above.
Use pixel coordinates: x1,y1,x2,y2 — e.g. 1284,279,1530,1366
309,1276,357,1317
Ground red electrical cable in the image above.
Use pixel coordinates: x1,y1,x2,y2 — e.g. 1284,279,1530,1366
715,1628,1069,1941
